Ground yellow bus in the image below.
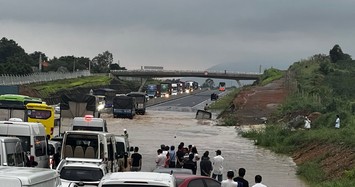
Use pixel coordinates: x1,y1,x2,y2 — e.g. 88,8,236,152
26,103,55,139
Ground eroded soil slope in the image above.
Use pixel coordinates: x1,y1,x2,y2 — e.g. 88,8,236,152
233,78,289,125
232,78,355,179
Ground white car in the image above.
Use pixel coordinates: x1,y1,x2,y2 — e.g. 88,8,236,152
57,158,108,187
98,172,176,187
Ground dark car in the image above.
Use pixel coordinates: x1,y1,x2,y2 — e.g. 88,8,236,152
211,93,219,100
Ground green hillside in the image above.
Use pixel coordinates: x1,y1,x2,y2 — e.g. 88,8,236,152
243,46,355,186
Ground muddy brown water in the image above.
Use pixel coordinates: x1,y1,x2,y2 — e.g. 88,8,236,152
57,109,308,187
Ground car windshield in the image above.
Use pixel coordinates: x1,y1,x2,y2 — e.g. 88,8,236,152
60,167,103,181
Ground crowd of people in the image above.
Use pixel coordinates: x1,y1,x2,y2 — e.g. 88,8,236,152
155,142,268,187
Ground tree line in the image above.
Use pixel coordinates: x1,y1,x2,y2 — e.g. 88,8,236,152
0,37,126,75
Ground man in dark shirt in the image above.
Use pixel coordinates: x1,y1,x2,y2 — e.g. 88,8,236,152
176,144,185,168
183,154,196,174
200,151,213,176
130,147,142,171
233,167,249,187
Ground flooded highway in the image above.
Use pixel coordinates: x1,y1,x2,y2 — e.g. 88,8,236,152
100,109,306,187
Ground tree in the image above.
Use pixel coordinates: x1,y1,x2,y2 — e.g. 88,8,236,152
0,37,35,75
110,63,126,70
329,44,352,63
201,78,215,88
91,51,113,73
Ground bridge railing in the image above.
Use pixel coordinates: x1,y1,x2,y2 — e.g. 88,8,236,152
0,70,91,86
111,69,263,75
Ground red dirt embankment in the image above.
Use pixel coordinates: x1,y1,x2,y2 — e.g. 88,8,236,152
232,78,355,179
233,78,289,125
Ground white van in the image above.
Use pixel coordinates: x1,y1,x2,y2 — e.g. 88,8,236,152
71,115,108,132
98,172,176,187
0,166,62,187
0,121,51,168
61,130,119,172
0,136,26,167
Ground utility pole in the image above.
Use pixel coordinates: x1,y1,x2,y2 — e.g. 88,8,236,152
73,59,76,72
89,60,91,73
39,54,42,72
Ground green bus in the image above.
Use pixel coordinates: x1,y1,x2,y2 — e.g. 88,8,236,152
0,94,42,109
0,94,43,120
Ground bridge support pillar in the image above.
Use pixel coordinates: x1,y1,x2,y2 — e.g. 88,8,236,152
236,80,242,87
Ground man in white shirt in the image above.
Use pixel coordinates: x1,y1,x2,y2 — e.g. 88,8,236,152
155,149,167,168
221,170,238,187
212,149,224,182
252,175,267,187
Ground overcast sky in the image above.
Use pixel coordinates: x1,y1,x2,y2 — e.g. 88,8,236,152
1,0,354,72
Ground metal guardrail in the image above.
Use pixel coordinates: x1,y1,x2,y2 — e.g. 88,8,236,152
0,70,91,85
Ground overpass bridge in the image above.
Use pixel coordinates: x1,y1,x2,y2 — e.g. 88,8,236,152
110,69,262,81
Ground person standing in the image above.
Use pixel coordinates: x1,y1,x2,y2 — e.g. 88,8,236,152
155,149,167,168
212,150,224,182
200,151,213,177
304,116,311,130
335,115,340,129
183,154,196,174
233,168,249,187
121,152,131,172
169,145,176,168
176,144,185,168
130,147,142,171
190,146,200,175
252,175,267,187
221,170,239,187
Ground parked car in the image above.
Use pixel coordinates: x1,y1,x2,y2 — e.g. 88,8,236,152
98,172,176,187
57,158,108,187
174,174,220,187
210,93,219,101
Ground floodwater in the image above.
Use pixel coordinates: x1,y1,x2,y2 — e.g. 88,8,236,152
78,109,308,187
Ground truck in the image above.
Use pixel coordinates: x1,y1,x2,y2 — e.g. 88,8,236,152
160,82,172,98
218,82,226,91
171,83,179,95
126,92,147,115
60,94,101,135
185,81,199,93
146,84,158,98
112,95,136,119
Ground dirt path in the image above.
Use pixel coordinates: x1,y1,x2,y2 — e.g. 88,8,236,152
233,78,289,125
